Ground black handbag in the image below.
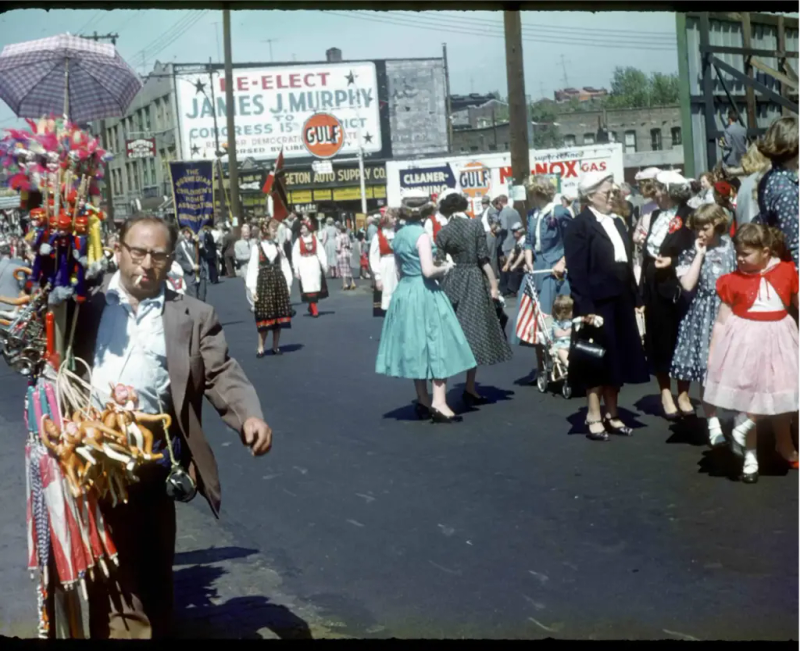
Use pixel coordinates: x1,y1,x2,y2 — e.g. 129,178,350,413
569,320,606,365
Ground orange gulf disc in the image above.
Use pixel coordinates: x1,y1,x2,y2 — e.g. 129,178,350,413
302,113,345,159
458,160,491,218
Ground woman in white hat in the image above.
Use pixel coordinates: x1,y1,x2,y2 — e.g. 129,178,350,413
631,168,660,284
641,170,696,420
563,170,649,441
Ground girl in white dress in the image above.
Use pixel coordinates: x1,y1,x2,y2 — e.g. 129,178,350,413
369,209,399,317
291,219,329,318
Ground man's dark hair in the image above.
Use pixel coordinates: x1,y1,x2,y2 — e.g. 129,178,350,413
119,213,180,252
727,108,739,122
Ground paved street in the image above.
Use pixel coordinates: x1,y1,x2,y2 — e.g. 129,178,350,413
0,274,797,640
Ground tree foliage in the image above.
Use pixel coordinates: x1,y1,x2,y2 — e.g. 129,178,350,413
529,100,563,149
604,66,680,109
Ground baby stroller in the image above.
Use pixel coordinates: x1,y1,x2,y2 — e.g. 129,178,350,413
516,272,572,399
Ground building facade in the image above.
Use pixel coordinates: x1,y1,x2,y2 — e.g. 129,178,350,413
452,104,684,182
93,61,181,222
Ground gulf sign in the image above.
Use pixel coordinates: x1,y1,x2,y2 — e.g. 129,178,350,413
302,113,345,158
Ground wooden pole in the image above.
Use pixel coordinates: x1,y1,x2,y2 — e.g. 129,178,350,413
741,13,758,132
503,10,531,224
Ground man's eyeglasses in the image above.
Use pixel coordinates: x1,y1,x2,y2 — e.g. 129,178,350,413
122,242,172,266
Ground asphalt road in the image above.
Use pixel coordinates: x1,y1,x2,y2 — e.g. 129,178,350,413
0,274,797,640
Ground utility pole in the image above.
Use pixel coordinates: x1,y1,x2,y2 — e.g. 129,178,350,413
81,31,120,225
207,57,227,222
262,38,277,62
223,7,241,222
443,43,453,153
504,10,531,222
560,54,570,88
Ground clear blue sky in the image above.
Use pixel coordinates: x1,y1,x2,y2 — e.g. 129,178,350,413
0,8,684,128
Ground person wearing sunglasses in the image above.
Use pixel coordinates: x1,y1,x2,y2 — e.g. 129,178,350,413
69,213,271,639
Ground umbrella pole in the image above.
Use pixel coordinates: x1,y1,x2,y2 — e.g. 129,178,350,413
63,57,70,120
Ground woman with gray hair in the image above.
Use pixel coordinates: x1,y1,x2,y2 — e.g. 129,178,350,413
563,171,649,441
641,170,696,420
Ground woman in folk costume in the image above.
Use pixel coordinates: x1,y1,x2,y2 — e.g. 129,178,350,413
321,217,340,279
292,218,329,317
336,222,357,290
246,219,293,357
435,189,512,405
424,194,448,242
376,194,476,423
369,208,399,317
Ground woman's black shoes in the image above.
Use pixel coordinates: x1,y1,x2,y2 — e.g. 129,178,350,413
603,416,633,436
272,348,283,356
585,419,609,441
462,392,490,407
256,350,266,358
431,408,462,424
414,402,431,420
662,407,680,422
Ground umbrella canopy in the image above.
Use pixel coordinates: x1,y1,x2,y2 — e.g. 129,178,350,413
0,34,142,122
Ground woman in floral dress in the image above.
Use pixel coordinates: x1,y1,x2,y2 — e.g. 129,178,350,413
669,204,736,446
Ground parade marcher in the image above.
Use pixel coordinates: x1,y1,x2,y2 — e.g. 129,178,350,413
72,214,272,638
175,227,207,302
321,217,339,279
222,224,237,278
366,215,379,249
423,201,448,243
369,209,398,317
563,171,649,441
202,225,219,285
756,116,799,267
436,190,512,405
640,170,695,420
235,223,256,312
669,204,736,447
336,222,357,290
292,218,328,317
376,195,476,422
704,223,799,482
246,218,293,357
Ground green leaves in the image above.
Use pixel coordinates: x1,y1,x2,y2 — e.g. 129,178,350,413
605,66,680,109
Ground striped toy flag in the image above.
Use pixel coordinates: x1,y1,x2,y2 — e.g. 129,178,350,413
514,277,540,345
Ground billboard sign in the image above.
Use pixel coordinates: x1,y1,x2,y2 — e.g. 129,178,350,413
126,138,156,159
387,144,625,215
176,62,382,162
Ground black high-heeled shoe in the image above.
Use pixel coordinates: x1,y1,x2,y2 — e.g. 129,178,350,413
414,402,432,420
662,406,680,422
603,415,633,436
585,418,609,441
272,348,283,356
431,408,462,424
462,391,490,407
256,350,266,358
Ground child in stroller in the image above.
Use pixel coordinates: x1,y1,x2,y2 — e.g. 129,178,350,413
551,295,574,370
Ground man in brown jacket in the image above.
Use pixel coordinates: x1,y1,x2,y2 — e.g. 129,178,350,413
69,213,271,639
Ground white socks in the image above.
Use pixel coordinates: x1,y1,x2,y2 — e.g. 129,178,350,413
731,416,756,457
743,449,759,477
707,417,725,447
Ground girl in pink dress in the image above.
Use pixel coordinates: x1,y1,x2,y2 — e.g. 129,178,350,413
704,223,799,483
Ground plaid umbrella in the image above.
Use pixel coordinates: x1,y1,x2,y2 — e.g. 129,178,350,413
0,34,142,122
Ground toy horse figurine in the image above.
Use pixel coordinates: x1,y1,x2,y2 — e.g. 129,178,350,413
100,384,167,462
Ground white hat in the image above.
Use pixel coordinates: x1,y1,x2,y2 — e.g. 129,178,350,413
634,167,661,181
578,170,614,196
656,170,689,188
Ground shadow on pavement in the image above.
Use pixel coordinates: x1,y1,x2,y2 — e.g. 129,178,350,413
382,402,426,422
274,343,304,354
172,546,313,640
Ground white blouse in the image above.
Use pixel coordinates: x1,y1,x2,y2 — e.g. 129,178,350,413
588,206,628,263
646,207,676,258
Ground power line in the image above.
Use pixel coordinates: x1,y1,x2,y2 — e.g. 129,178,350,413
394,10,678,40
127,10,202,68
326,11,677,51
141,11,209,68
355,10,676,49
76,11,104,35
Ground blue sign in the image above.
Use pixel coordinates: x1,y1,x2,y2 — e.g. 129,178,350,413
168,161,214,233
399,164,456,196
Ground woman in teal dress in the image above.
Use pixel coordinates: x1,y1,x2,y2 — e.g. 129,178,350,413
376,195,477,423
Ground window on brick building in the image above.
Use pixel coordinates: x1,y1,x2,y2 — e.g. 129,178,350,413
651,128,662,151
671,126,682,147
624,131,637,153
609,131,617,143
584,133,595,145
564,134,576,147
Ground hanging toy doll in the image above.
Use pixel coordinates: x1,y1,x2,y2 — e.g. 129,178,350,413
46,211,75,305
85,205,106,280
70,215,89,303
27,208,52,288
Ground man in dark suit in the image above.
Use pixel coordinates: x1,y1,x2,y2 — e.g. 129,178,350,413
175,227,207,302
201,225,219,284
70,214,271,639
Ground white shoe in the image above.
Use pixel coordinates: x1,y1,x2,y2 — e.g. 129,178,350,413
742,450,759,484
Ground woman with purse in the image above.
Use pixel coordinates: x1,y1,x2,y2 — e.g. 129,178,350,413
640,170,696,420
563,171,649,441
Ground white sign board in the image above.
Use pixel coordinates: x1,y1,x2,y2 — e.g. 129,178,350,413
386,144,624,216
312,160,334,174
176,62,382,161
